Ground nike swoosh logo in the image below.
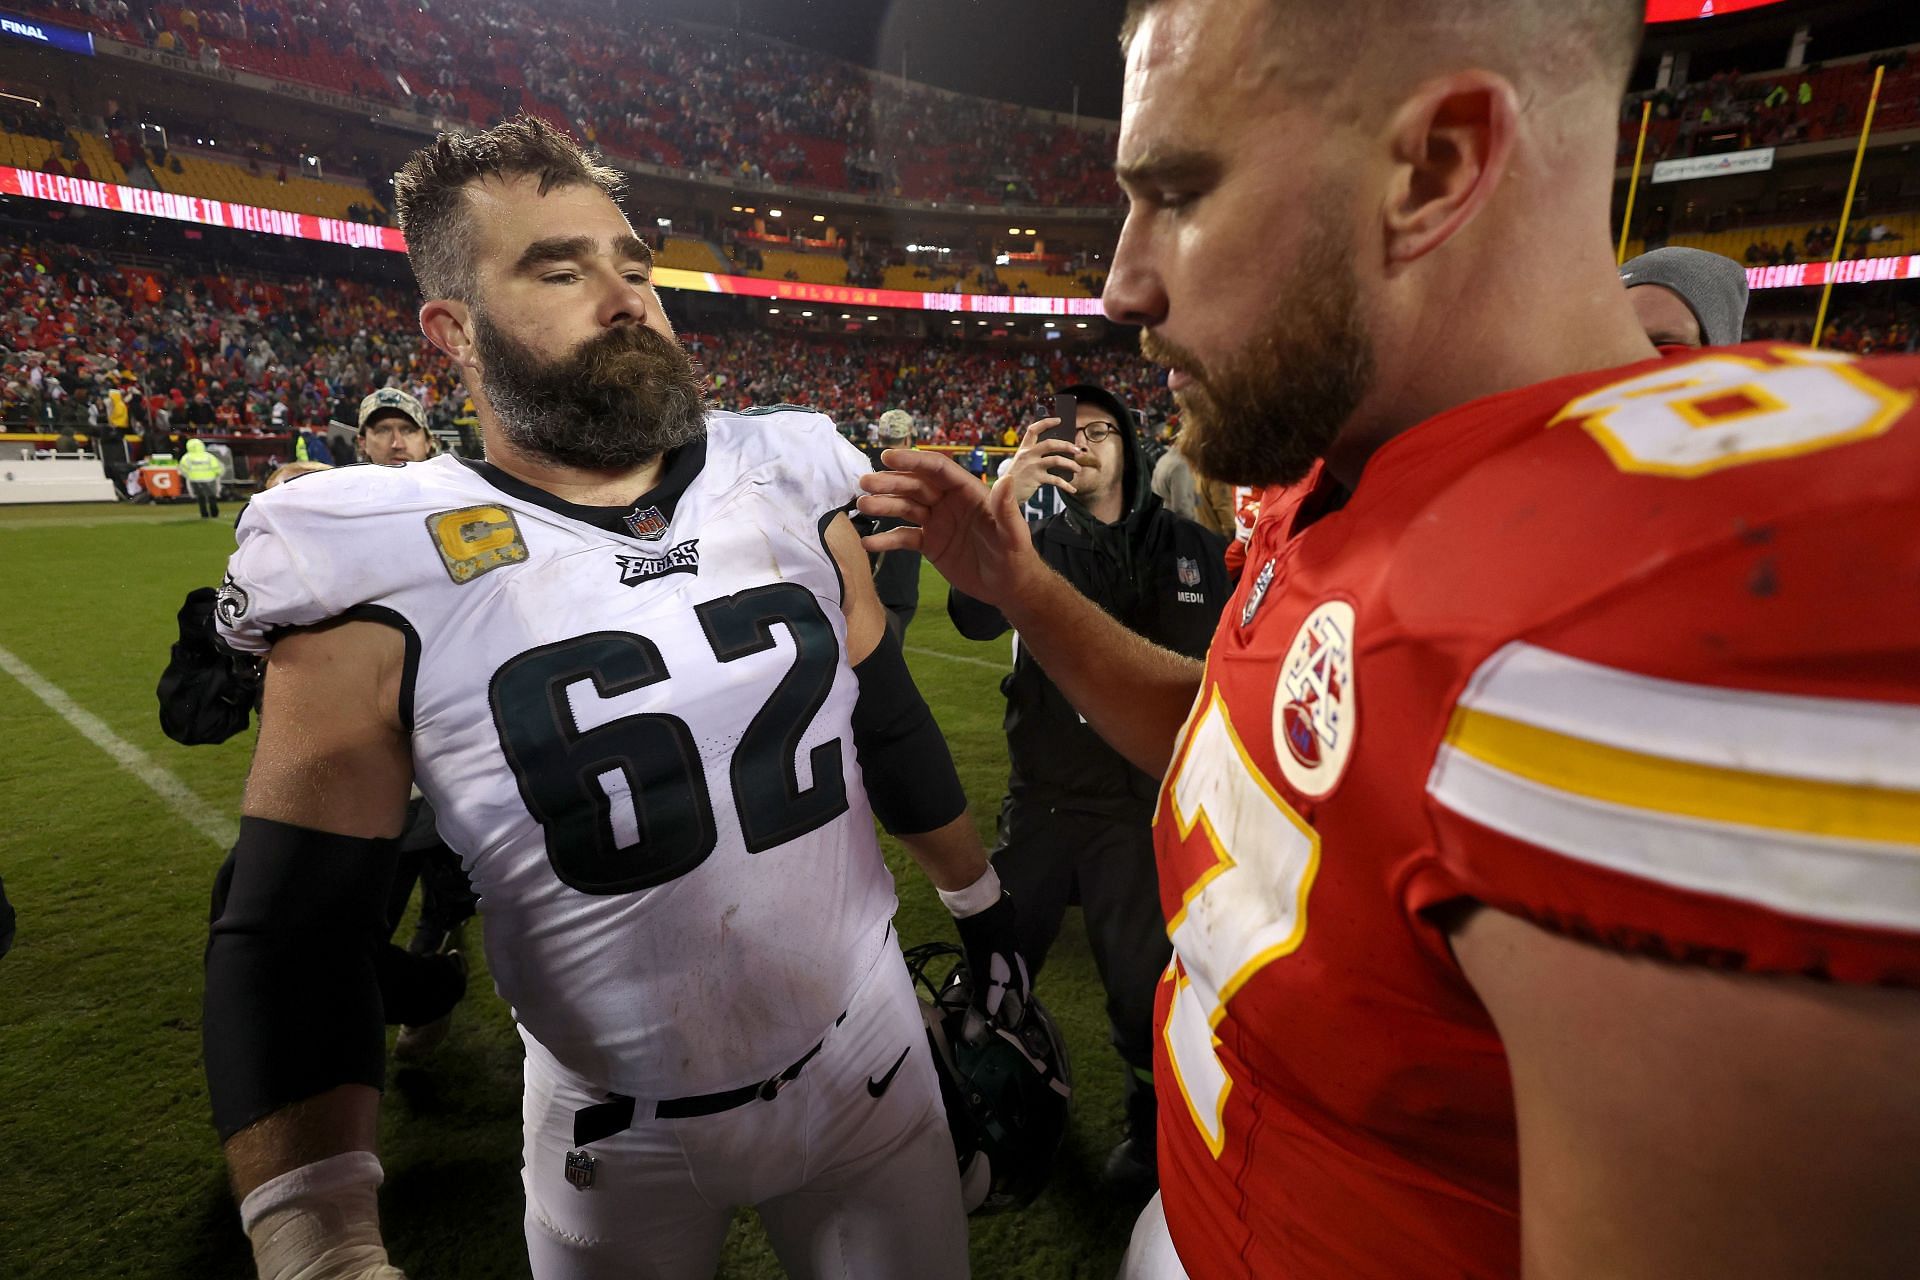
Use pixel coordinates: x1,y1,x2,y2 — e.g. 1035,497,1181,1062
866,1047,911,1098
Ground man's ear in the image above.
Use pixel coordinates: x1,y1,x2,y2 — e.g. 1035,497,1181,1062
420,299,476,370
1379,71,1520,267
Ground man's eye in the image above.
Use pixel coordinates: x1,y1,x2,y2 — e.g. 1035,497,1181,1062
623,273,650,286
541,272,580,284
1158,191,1196,212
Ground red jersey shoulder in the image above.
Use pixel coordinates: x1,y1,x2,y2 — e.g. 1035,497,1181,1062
1386,344,1920,648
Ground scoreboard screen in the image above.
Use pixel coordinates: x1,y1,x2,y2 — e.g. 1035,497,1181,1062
1646,0,1795,21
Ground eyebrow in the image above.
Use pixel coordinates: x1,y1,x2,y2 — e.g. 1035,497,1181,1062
514,234,655,274
1114,149,1222,190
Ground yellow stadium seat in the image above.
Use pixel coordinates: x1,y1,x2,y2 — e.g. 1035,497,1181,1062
656,237,729,273
749,248,849,286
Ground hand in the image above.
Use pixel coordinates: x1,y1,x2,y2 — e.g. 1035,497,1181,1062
950,891,1033,1042
996,417,1087,511
857,447,1050,610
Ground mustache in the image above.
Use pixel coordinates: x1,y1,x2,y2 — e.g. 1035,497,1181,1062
1139,330,1210,387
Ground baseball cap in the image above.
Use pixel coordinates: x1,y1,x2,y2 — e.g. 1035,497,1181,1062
1619,247,1749,347
358,387,426,429
877,408,914,440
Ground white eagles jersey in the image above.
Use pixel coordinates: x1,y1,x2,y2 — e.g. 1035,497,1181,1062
217,409,898,1098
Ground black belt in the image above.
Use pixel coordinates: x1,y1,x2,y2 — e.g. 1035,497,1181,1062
571,1010,848,1145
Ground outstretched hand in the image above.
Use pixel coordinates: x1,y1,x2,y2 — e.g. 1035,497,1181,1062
856,447,1048,608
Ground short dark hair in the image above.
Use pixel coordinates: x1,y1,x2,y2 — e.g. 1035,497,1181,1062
393,115,627,303
1121,0,1642,93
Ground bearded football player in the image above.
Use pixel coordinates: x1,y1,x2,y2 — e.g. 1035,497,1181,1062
202,116,1031,1280
860,0,1920,1276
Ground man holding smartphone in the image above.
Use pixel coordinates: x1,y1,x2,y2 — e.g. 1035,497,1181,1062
947,385,1228,1195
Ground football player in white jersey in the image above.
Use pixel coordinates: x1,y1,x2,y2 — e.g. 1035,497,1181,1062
202,116,1029,1280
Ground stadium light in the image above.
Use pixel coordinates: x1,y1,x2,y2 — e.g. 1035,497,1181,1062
812,214,826,223
1025,228,1037,236
950,319,962,325
768,308,780,314
1076,322,1089,329
801,310,813,317
1007,226,1020,234
840,313,850,319
867,315,879,321
976,320,987,326
768,209,783,218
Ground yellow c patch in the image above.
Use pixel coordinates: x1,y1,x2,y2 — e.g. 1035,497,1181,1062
425,504,528,584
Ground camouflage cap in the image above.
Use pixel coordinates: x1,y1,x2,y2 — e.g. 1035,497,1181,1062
358,387,427,429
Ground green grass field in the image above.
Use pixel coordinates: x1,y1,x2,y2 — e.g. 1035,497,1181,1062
0,501,1141,1278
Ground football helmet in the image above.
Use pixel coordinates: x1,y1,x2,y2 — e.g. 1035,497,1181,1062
907,941,1073,1214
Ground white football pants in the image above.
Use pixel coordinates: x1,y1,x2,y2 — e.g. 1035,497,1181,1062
520,932,968,1279
1119,1193,1193,1280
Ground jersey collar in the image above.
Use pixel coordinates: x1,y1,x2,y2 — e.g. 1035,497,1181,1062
457,441,708,539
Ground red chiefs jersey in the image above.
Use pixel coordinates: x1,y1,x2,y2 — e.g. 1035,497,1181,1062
1150,344,1920,1278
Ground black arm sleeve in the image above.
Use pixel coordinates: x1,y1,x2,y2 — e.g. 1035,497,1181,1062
203,817,396,1140
850,628,969,836
946,587,1011,641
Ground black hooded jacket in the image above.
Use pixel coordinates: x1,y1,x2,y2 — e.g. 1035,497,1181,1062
948,386,1229,814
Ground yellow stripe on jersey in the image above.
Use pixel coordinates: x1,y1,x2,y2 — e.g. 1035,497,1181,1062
1444,706,1920,849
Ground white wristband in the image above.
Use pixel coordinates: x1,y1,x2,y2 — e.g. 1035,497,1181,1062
239,1151,385,1234
938,865,1002,919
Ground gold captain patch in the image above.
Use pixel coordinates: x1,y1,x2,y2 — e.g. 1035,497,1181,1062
425,504,528,584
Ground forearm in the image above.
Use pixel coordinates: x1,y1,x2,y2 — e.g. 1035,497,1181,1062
1001,565,1202,778
896,810,992,893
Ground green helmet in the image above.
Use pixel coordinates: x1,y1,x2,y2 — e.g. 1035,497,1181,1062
907,941,1073,1215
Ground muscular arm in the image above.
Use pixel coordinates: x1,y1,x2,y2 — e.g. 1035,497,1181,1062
223,619,413,1200
825,513,990,893
860,449,1201,778
1452,907,1920,1279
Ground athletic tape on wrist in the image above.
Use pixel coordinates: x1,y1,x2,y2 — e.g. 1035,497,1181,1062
938,865,1002,919
239,1150,385,1235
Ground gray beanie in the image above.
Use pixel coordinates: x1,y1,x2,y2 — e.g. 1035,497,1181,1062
1619,247,1750,346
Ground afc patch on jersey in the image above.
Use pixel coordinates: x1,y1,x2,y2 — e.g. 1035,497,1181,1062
425,504,528,584
1274,599,1357,798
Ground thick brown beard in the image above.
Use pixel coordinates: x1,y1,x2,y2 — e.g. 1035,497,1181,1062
1140,210,1374,490
473,313,711,470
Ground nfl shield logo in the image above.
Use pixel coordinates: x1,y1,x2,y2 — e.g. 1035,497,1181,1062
564,1149,597,1190
1177,556,1201,588
623,505,669,541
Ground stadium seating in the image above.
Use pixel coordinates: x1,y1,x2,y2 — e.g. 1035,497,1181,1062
656,237,732,274
747,248,850,287
150,152,382,221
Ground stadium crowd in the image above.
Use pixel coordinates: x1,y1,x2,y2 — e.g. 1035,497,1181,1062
1618,48,1919,162
20,0,1121,208
0,237,1170,446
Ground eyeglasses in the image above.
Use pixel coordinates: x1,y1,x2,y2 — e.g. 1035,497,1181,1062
1074,423,1119,444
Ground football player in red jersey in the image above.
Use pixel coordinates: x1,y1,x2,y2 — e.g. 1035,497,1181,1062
860,0,1920,1276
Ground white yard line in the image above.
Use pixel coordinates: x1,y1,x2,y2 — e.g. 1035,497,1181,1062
0,644,237,849
905,644,1007,673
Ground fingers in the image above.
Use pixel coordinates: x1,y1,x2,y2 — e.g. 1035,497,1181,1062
1021,417,1062,442
860,525,923,553
875,448,975,485
855,493,929,523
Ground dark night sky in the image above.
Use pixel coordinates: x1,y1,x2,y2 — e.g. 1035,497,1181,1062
630,0,1132,119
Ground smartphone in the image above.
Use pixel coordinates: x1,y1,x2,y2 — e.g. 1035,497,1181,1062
1040,393,1079,481
1042,393,1078,446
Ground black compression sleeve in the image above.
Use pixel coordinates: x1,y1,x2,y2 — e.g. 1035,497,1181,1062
203,817,396,1141
851,628,969,836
